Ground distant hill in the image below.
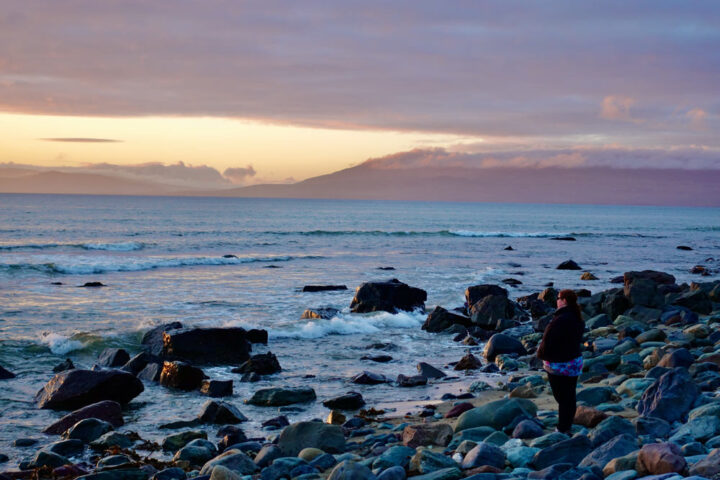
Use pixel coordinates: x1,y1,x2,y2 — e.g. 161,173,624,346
0,170,180,195
211,164,720,207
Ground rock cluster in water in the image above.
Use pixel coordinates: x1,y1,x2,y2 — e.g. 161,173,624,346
1,274,720,480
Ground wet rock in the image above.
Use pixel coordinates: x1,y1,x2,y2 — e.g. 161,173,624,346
483,333,527,362
557,260,582,270
277,421,346,456
198,400,247,424
361,354,393,362
453,352,482,370
35,369,144,410
503,278,523,286
351,371,388,384
350,279,427,313
581,272,598,280
161,327,256,364
417,362,446,379
465,284,508,306
301,307,340,320
43,400,124,434
232,352,281,375
455,398,538,432
468,295,520,329
402,423,453,448
239,372,260,383
198,449,258,476
42,439,84,457
90,431,134,450
327,460,376,480
637,368,699,422
97,348,130,368
303,285,348,292
532,434,592,469
200,379,233,397
26,450,69,469
217,427,248,451
326,411,346,425
323,392,365,410
121,352,156,375
462,442,506,469
80,281,105,287
675,289,713,314
53,358,75,373
636,442,686,475
159,361,205,391
254,444,282,468
396,374,427,387
174,439,217,466
137,362,163,383
422,306,471,332
141,322,184,356
247,387,316,406
64,418,113,443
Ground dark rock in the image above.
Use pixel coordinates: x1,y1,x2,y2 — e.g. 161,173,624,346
246,329,268,344
97,348,130,368
351,371,388,384
247,387,316,406
417,362,446,379
422,306,471,332
396,374,427,387
200,379,233,397
162,431,207,452
198,400,247,424
512,419,544,439
636,442,686,475
461,442,506,469
504,245,514,250
552,236,577,241
445,402,474,419
532,434,592,469
689,447,720,477
13,438,38,447
455,398,538,432
141,322,184,356
361,354,393,362
277,421,346,456
468,294,520,329
151,468,187,480
350,279,427,313
577,386,618,406
261,415,290,429
465,284,508,306
483,333,527,362
53,358,75,373
637,367,699,422
454,352,482,370
634,416,671,438
557,260,582,270
159,361,205,391
677,245,693,251
303,285,348,292
43,438,84,457
239,372,260,382
657,348,694,369
43,400,124,434
232,352,281,375
161,327,254,364
121,352,155,375
198,449,258,476
579,433,637,468
137,362,162,382
35,369,143,410
64,418,113,443
603,291,632,319
301,307,340,320
80,281,105,287
675,290,713,314
327,460,376,480
0,365,16,380
378,266,395,270
323,392,365,410
503,278,523,286
588,415,635,448
402,423,453,448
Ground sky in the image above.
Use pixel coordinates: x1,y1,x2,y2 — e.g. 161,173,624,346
1,1,719,186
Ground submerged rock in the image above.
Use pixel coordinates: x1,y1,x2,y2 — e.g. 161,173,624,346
97,348,130,368
35,369,144,410
422,306,471,332
0,365,16,380
556,260,582,270
232,352,281,375
302,285,348,292
247,387,316,406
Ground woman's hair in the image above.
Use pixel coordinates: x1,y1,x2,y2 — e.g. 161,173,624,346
558,289,583,320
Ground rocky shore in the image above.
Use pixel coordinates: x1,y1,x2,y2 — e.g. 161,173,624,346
1,271,720,480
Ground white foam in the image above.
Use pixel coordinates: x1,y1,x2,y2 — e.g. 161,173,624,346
449,230,570,238
40,332,85,355
81,241,145,251
269,310,425,339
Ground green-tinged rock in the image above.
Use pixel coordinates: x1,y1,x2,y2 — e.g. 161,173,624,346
199,449,258,476
97,454,132,470
409,449,457,475
64,418,113,444
468,381,491,392
454,398,537,432
174,444,216,466
505,446,539,468
495,355,525,371
371,445,415,470
529,431,568,449
484,430,509,446
616,378,654,399
162,431,207,452
577,386,618,406
277,421,346,456
298,447,325,462
605,471,638,480
583,353,621,372
247,387,316,406
209,465,243,480
90,431,134,450
689,401,720,421
27,450,69,469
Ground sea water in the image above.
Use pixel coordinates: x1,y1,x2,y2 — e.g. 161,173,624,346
0,194,718,464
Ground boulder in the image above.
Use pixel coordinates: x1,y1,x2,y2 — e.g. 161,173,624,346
445,402,474,419
121,352,155,375
302,285,348,292
277,421,346,456
90,431,134,450
483,333,527,362
409,449,457,475
624,271,675,308
417,362,446,379
162,327,255,364
422,306,471,332
634,416,671,438
635,442,686,475
577,386,618,406
512,419,544,439
579,433,637,468
247,387,316,406
43,400,124,434
532,434,592,469
637,368,699,422
159,361,205,391
468,295,519,329
453,353,482,370
588,415,635,448
137,362,162,382
141,321,184,356
64,418,113,443
574,406,608,429
198,449,258,476
161,431,207,452
465,284,508,307
53,358,75,373
301,307,340,320
327,460,377,480
323,392,365,410
97,348,130,368
402,423,453,448
689,447,720,477
557,260,582,270
35,369,144,410
200,379,233,397
396,374,427,387
350,279,426,313
657,348,694,369
351,371,388,384
669,415,720,443
461,442,506,469
675,290,713,314
198,400,247,424
455,398,538,432
232,352,281,375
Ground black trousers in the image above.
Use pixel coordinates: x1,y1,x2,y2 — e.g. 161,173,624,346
547,373,578,433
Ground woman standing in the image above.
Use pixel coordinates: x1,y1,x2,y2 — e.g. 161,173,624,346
536,289,585,434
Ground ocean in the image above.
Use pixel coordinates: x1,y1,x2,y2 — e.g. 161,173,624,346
0,193,719,465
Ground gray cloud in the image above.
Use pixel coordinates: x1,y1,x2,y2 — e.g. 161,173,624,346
0,1,718,151
40,137,122,143
223,165,256,184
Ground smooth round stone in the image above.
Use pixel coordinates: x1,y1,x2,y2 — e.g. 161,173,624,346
299,448,325,462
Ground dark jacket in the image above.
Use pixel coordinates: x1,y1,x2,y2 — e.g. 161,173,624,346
537,306,584,363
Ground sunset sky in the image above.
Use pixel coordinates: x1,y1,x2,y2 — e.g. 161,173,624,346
1,1,718,186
